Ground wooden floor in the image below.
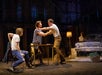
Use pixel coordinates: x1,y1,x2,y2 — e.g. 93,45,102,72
0,56,102,75
68,56,102,62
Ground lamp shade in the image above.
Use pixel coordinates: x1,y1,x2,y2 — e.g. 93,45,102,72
66,31,72,37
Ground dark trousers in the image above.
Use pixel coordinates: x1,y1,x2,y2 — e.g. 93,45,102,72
30,48,43,64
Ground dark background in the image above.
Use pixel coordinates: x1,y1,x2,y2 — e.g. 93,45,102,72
0,0,102,60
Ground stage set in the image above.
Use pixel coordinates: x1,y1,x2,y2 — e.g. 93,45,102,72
1,43,102,75
1,0,102,75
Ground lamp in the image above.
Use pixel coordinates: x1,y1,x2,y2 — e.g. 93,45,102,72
66,31,72,54
66,31,72,38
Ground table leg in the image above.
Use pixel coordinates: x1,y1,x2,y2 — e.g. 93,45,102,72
52,47,54,63
46,47,49,65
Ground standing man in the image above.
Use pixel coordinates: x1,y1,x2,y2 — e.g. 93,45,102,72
8,28,32,72
31,21,46,65
41,19,65,65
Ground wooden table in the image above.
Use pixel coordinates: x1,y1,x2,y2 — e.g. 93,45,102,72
30,43,53,65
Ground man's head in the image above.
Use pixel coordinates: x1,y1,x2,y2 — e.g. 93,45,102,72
35,21,42,28
16,28,23,36
48,19,54,26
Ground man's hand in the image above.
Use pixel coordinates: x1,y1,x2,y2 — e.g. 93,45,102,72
8,33,14,42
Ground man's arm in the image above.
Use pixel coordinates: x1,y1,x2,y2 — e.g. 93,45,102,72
44,30,53,36
8,33,14,42
40,27,53,31
37,30,53,37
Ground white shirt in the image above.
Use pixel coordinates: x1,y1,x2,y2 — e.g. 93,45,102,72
11,34,20,50
49,24,60,37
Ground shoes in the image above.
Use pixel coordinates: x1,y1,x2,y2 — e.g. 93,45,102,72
60,59,66,64
27,63,35,69
26,61,33,68
7,67,24,73
31,63,35,66
8,67,15,72
39,62,45,65
53,62,59,65
60,62,66,64
28,65,35,69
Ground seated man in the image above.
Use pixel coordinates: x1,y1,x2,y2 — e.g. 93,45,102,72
8,28,32,72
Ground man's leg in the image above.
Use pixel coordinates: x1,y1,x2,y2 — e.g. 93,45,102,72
36,48,44,65
21,50,32,68
54,37,65,64
38,52,43,64
53,48,65,64
9,50,25,72
12,51,25,68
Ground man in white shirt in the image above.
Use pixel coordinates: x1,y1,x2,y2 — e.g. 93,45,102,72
41,19,65,65
8,28,32,72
